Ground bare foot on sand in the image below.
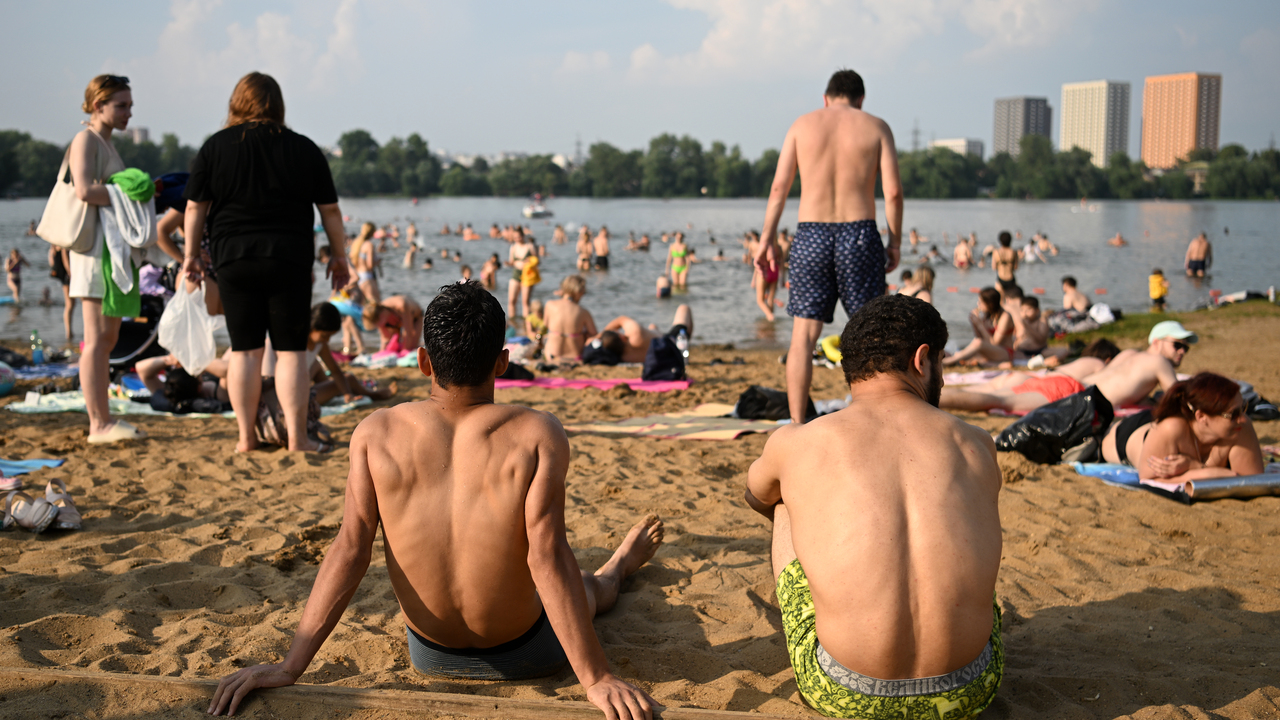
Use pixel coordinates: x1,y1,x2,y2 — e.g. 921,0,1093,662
591,514,664,614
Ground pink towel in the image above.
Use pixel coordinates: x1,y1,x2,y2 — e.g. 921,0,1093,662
495,377,692,392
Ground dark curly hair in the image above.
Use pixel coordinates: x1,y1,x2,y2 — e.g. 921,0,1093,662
422,282,506,388
840,295,948,385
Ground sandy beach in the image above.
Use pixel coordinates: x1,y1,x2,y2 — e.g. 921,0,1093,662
1,303,1278,719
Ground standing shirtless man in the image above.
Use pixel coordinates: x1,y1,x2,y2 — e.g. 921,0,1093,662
1185,232,1212,277
209,283,661,719
746,295,1003,718
593,226,611,270
755,69,902,424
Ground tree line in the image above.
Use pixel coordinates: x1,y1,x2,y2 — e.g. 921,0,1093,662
4,128,1277,201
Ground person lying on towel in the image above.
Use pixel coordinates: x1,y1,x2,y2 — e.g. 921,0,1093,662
939,339,1120,414
745,294,1005,719
208,282,662,720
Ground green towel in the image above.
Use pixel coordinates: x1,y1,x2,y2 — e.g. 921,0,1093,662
108,168,155,202
101,243,140,318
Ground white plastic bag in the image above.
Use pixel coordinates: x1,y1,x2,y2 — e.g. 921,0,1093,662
157,284,225,375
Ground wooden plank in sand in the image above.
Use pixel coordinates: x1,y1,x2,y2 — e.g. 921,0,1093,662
0,667,798,719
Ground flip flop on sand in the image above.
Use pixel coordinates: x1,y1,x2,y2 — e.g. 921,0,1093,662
3,490,59,534
0,471,20,493
87,420,147,445
45,479,82,531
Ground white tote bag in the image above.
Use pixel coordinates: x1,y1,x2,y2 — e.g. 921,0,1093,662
35,149,97,253
158,284,225,376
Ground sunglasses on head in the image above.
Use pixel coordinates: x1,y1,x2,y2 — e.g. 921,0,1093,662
104,75,129,85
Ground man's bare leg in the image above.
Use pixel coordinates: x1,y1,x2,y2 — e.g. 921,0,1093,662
771,503,797,582
786,318,825,424
581,515,664,617
672,304,693,336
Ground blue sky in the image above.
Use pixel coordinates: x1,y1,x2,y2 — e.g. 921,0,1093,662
5,0,1278,160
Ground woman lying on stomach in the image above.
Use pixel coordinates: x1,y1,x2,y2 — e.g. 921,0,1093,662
1101,372,1264,482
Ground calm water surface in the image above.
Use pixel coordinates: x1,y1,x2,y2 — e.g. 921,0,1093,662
2,197,1275,348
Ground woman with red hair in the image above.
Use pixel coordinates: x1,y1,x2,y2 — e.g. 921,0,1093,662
1101,372,1265,481
182,72,350,453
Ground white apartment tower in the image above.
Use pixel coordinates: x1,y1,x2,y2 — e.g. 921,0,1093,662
928,138,985,160
1060,80,1130,168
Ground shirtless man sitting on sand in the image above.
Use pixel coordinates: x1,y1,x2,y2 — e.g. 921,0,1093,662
593,305,694,364
745,294,1004,718
209,282,663,719
940,338,1120,414
542,275,598,362
1077,320,1195,408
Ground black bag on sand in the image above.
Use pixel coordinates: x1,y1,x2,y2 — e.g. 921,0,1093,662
642,336,685,381
734,385,816,421
995,386,1115,464
581,339,620,366
498,362,535,380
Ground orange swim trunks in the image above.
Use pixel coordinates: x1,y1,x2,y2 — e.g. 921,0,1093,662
1012,374,1085,403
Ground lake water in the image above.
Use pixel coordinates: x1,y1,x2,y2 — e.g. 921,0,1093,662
2,196,1275,349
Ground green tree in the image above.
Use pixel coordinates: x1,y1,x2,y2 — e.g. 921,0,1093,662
642,133,679,197
711,143,752,197
672,135,705,196
583,142,642,197
13,137,64,197
751,148,799,198
1106,153,1151,199
439,165,492,196
489,155,568,197
158,133,197,173
112,135,164,175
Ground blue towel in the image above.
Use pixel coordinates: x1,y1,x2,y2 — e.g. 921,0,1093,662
0,458,65,476
13,363,80,380
1072,462,1141,487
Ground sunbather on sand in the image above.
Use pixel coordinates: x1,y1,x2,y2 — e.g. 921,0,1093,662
745,294,1004,719
542,275,597,363
1078,321,1193,408
1100,372,1263,482
209,282,662,719
940,339,1120,414
593,305,694,363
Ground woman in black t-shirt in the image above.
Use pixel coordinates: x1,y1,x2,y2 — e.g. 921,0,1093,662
182,72,350,453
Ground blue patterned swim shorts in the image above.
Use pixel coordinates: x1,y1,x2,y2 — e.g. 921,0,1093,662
787,220,886,324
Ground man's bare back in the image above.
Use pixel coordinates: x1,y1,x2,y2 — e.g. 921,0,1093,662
750,391,1002,678
788,106,893,224
1080,346,1180,407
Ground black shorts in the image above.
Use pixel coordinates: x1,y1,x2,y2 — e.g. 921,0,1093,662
216,257,311,352
997,277,1019,292
594,255,610,270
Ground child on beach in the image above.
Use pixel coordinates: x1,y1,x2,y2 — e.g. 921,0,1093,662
1149,268,1169,311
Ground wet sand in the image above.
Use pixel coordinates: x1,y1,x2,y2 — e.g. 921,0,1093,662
1,305,1278,718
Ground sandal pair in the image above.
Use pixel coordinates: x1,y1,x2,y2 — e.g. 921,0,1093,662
1,479,82,534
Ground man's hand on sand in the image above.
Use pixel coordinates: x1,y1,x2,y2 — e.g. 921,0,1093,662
207,663,298,716
885,245,901,274
585,674,657,720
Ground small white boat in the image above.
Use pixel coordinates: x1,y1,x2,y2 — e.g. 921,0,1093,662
522,203,553,219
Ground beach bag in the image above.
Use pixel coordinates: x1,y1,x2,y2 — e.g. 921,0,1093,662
642,336,685,381
36,148,97,253
995,386,1114,464
157,284,224,375
255,378,330,448
733,385,815,421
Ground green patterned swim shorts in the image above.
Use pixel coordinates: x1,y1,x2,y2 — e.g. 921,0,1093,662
776,559,1003,719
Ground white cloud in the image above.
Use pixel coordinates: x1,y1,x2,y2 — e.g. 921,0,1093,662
116,0,363,101
613,0,1098,84
559,50,612,75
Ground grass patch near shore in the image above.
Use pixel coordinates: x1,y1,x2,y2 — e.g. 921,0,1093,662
1058,300,1280,347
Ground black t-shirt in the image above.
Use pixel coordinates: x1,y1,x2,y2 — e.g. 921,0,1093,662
185,123,337,269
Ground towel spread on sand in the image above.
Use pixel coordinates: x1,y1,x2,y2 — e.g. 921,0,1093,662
564,403,777,440
0,459,65,477
13,363,80,380
1073,462,1280,502
496,377,692,392
4,391,371,419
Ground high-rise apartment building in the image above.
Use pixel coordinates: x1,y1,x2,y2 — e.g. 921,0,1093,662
928,138,985,160
993,97,1051,157
1060,80,1130,167
1141,73,1222,169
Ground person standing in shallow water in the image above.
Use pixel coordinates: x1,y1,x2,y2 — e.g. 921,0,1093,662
182,72,351,453
754,69,902,425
